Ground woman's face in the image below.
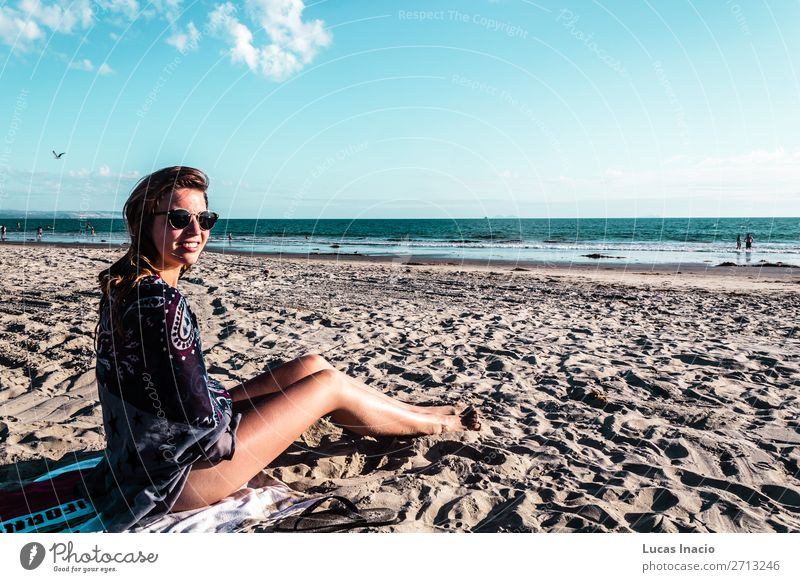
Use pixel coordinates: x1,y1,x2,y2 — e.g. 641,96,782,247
150,188,209,274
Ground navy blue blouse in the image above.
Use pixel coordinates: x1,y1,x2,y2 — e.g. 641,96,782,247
76,273,241,532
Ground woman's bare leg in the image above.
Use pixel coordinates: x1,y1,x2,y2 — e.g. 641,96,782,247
228,354,332,403
230,353,465,415
172,368,470,511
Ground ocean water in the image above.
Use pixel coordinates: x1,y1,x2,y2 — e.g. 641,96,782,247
2,217,798,266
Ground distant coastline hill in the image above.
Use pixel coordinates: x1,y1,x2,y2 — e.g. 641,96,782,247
0,210,122,219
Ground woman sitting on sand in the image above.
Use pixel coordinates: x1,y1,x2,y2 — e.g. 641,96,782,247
77,166,479,532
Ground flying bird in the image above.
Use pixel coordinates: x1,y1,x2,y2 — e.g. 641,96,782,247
52,150,66,159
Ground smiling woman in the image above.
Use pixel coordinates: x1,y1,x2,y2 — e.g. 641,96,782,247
74,166,479,532
150,193,218,287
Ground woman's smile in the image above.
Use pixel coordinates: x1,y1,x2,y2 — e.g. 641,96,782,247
177,240,202,253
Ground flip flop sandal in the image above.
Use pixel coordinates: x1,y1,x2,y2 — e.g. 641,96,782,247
275,495,398,533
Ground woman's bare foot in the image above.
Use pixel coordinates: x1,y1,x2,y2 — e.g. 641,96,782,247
459,405,481,431
440,405,481,432
415,403,468,416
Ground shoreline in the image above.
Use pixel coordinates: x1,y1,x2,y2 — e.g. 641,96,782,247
1,240,798,280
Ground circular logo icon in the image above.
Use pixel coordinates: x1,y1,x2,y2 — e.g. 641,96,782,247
20,542,46,570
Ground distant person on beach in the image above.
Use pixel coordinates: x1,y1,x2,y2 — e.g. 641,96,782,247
227,232,232,241
36,226,43,241
75,166,479,532
0,224,6,241
16,221,21,230
91,226,96,237
745,233,753,250
736,233,742,250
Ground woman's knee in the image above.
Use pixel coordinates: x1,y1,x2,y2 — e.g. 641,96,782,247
297,353,333,373
298,368,347,400
281,367,345,413
309,367,341,387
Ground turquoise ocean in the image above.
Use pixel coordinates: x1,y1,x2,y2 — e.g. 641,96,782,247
2,217,798,266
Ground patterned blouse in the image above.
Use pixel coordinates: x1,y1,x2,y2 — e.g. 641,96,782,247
75,273,242,532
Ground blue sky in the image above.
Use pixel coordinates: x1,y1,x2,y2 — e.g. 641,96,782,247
0,0,798,218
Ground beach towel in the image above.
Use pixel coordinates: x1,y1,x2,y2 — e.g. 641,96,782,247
0,455,320,533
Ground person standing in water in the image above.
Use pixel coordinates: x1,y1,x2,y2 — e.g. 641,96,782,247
745,232,754,250
0,224,6,241
736,233,742,250
36,226,43,241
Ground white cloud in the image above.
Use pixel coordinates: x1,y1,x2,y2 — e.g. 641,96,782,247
697,148,798,168
66,166,137,179
0,0,185,55
19,0,92,33
208,4,257,69
542,149,800,203
549,175,577,185
68,59,113,74
167,20,200,53
663,154,687,165
2,0,326,78
144,0,182,23
69,58,95,71
0,1,94,51
96,0,140,22
0,5,44,49
1,167,144,210
657,149,800,193
207,0,331,81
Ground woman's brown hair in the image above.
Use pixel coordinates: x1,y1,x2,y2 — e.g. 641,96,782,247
97,166,209,345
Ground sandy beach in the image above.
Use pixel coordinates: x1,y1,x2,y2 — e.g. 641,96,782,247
1,243,798,532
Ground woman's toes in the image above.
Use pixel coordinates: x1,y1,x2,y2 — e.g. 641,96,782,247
460,405,481,431
454,403,470,415
436,403,468,415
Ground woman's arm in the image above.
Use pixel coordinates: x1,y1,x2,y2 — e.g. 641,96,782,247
132,281,224,429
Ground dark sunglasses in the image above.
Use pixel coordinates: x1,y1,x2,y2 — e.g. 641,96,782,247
153,209,219,230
